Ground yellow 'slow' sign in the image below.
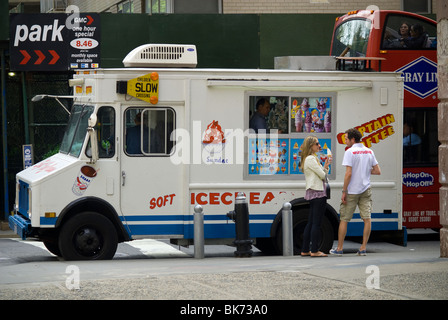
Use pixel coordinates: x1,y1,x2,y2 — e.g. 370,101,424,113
127,72,159,104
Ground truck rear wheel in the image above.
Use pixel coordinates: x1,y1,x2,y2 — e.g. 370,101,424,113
275,207,334,255
58,212,118,260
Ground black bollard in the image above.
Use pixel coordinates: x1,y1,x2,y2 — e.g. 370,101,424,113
227,192,253,257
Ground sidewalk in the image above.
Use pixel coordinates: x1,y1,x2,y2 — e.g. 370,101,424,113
1,227,447,300
0,221,18,238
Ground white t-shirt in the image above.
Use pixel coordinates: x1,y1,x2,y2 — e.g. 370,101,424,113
342,143,378,194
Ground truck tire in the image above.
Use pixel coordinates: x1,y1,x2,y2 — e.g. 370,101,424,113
275,207,334,255
43,240,61,257
58,212,118,260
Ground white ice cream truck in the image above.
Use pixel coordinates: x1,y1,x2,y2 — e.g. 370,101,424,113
9,44,404,260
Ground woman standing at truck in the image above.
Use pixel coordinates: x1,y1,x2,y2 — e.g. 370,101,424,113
300,136,331,257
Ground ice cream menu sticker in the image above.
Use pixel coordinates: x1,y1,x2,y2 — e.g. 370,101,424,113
290,138,332,175
291,97,332,133
248,138,332,176
248,138,289,175
290,139,302,174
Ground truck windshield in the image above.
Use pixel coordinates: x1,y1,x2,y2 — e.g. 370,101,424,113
331,18,371,57
60,104,95,157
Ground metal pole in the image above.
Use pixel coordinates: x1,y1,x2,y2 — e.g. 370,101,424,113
21,72,29,144
282,202,293,256
230,192,253,257
1,48,9,221
194,204,204,259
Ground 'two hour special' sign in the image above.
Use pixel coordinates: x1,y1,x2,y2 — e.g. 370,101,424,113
10,13,100,71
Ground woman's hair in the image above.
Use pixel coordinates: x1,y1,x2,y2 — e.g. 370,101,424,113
300,135,318,172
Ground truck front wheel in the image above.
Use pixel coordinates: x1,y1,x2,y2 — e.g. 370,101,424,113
59,212,118,260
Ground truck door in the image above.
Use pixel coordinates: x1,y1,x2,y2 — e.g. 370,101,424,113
120,106,185,237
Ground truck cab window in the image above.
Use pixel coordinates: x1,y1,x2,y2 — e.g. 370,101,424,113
125,107,175,156
85,106,115,159
60,104,95,157
97,107,115,158
382,14,437,50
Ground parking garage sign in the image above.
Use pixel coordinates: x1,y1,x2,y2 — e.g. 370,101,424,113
10,13,100,71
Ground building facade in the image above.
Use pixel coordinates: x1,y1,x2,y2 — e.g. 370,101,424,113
9,0,438,14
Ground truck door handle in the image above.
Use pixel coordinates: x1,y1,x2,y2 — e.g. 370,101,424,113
122,171,126,186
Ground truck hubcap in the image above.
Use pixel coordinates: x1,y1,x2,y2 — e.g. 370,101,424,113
74,227,102,256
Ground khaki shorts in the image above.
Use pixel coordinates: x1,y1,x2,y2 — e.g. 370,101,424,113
340,188,372,222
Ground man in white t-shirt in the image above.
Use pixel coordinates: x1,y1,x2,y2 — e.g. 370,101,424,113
330,128,381,256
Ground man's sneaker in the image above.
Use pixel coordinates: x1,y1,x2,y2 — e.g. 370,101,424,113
330,249,343,256
356,250,367,256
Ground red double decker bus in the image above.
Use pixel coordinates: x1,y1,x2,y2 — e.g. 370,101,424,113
330,10,440,230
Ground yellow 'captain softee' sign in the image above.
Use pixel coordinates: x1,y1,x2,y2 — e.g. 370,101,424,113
127,72,159,104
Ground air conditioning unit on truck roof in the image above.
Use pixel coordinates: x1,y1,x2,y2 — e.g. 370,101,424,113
122,44,197,68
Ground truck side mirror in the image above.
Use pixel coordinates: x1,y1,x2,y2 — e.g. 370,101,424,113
87,113,99,164
88,113,97,127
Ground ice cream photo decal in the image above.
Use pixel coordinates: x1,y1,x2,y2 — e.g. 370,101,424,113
72,165,98,196
291,96,331,133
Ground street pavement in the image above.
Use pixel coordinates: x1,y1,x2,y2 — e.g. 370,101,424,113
0,228,447,307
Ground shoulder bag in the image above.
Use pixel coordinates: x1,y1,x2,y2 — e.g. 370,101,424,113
325,175,331,199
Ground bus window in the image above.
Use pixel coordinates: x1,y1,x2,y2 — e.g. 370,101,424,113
331,18,371,57
403,108,438,166
382,14,437,50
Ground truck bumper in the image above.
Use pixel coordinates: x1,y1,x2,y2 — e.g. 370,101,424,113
9,214,32,240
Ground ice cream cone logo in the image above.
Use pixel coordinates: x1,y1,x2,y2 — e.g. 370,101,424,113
202,120,226,144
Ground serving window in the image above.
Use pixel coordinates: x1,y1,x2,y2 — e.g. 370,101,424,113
247,92,335,179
